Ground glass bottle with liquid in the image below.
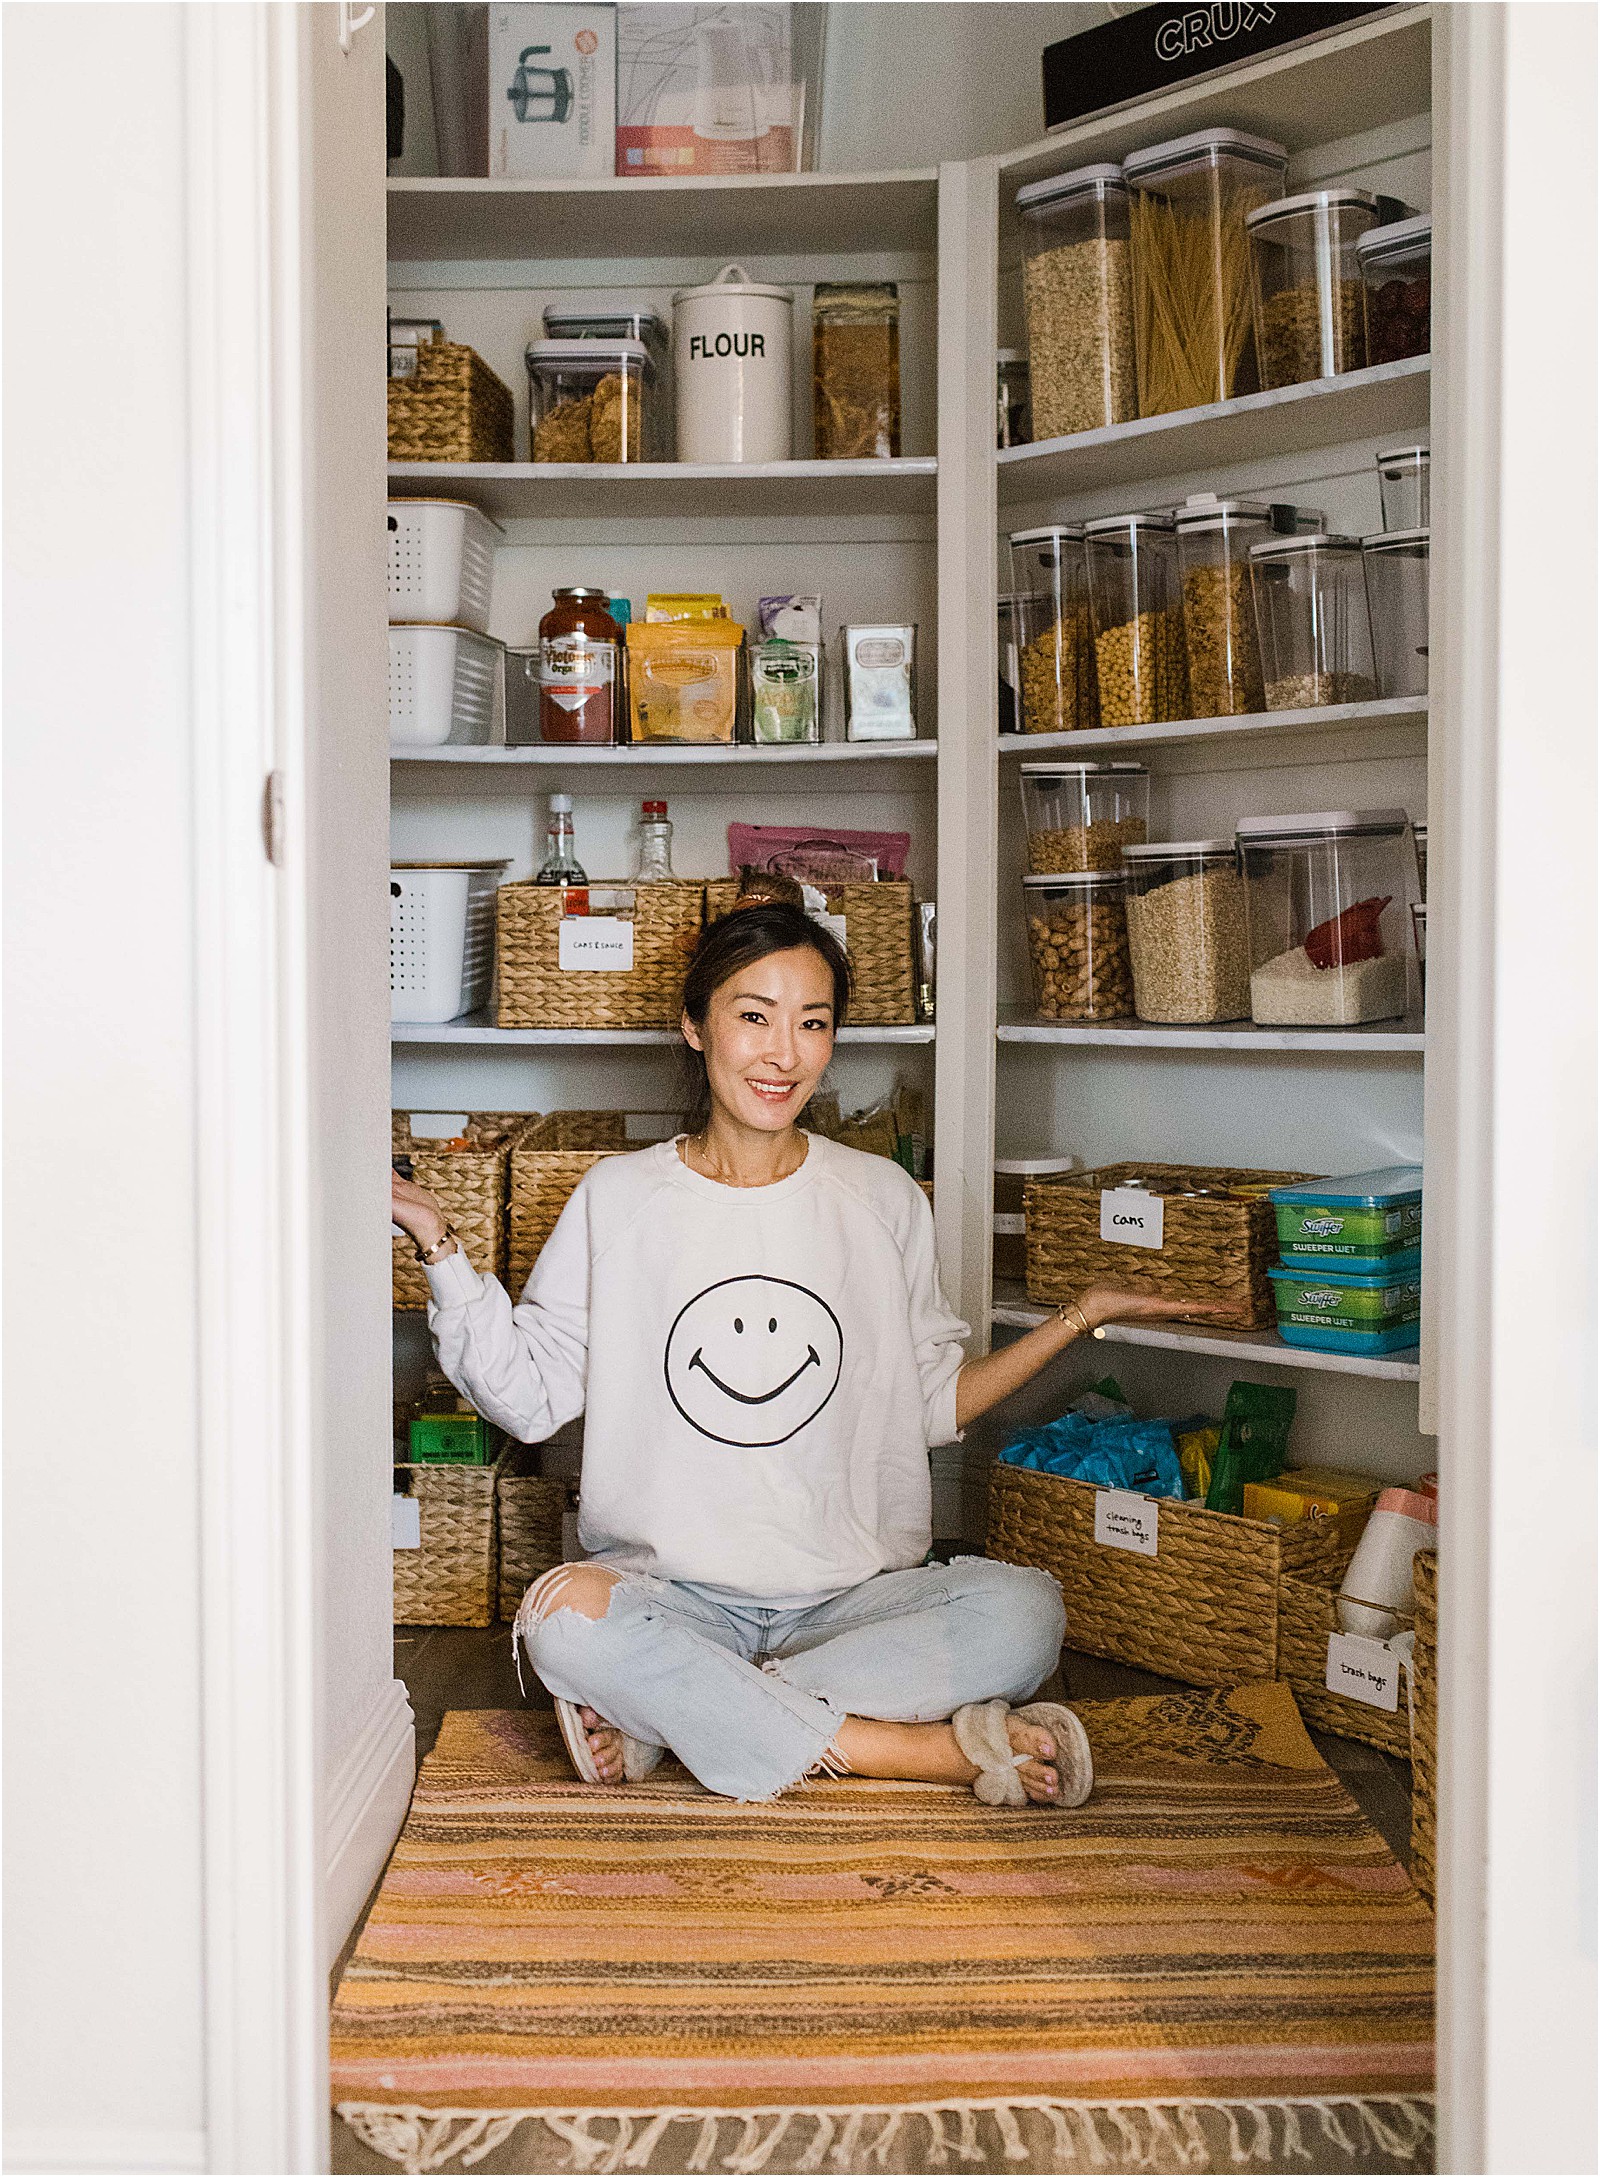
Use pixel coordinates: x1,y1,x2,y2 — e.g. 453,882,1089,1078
634,798,675,880
535,792,587,884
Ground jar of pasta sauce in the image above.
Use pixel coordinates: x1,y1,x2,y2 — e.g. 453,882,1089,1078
539,587,620,744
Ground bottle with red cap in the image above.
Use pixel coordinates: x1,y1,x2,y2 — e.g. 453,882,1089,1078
634,799,675,882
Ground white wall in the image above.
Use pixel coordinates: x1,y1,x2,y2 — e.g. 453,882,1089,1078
2,5,207,2169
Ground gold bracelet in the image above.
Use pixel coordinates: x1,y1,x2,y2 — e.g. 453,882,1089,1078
1056,1300,1092,1340
415,1224,459,1266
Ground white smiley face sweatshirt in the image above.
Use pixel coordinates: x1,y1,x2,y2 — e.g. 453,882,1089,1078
423,1134,970,1604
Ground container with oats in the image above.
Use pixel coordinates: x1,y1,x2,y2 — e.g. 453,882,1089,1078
1016,163,1137,440
526,338,660,462
1085,512,1186,726
1009,525,1096,734
1173,494,1272,717
1023,870,1134,1021
1249,533,1375,710
1020,761,1149,874
812,282,901,459
1122,840,1251,1023
1245,187,1380,388
1238,809,1412,1026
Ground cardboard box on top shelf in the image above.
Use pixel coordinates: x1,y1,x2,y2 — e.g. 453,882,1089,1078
616,3,810,176
489,4,617,178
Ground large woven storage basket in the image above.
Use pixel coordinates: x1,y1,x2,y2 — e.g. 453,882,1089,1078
497,881,704,1029
392,1112,520,1308
1024,1162,1313,1330
496,1442,570,1620
987,1461,1342,1686
1277,1560,1413,1758
705,877,918,1025
389,342,515,463
393,1444,508,1626
507,1110,629,1294
1410,1549,1438,1904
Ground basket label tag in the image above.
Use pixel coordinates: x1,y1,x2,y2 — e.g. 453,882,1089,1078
1094,1488,1159,1556
1325,1631,1400,1711
1100,1188,1164,1249
392,1495,422,1550
559,917,635,971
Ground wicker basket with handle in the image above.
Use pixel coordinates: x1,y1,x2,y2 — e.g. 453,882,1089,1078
1023,1161,1314,1330
393,1443,508,1626
392,1111,522,1309
1409,1549,1438,1903
389,342,515,463
705,876,917,1025
496,1439,571,1620
1276,1558,1413,1758
497,881,704,1030
987,1461,1342,1686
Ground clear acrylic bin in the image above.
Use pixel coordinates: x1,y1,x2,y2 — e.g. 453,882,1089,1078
1085,513,1186,725
1376,443,1430,531
1363,528,1430,699
1249,534,1375,711
1010,526,1096,734
1020,761,1149,873
1174,494,1272,716
1123,839,1251,1023
1237,811,1412,1026
1016,163,1137,439
526,338,661,463
1246,187,1380,388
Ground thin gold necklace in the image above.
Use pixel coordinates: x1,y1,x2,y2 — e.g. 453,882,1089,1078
685,1128,805,1188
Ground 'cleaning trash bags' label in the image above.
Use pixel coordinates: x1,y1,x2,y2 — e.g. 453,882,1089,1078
559,917,635,971
1100,1188,1165,1249
1325,1631,1400,1711
1094,1488,1159,1556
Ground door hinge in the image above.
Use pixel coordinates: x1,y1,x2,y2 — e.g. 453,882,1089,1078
262,771,286,867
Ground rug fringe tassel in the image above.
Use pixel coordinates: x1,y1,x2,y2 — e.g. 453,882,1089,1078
336,2093,1437,2176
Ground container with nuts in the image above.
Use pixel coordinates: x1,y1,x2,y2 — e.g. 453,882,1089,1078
1020,760,1149,873
1249,533,1376,710
1085,512,1187,726
1246,188,1379,389
1174,494,1273,717
1122,840,1251,1023
1016,163,1138,440
1009,525,1097,733
1023,871,1135,1021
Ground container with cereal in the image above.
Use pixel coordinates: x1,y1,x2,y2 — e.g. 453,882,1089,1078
1023,870,1134,1021
1238,809,1413,1026
526,339,660,463
1245,187,1379,388
1085,513,1186,726
1009,526,1096,734
1173,494,1272,717
1249,533,1375,710
1122,840,1250,1023
1016,163,1137,440
1019,761,1148,874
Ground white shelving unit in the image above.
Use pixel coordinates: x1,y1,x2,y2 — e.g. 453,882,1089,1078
990,1288,1422,1385
393,1015,935,1047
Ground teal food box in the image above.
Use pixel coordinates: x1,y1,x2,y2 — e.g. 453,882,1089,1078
1269,1165,1422,1272
1268,1263,1421,1355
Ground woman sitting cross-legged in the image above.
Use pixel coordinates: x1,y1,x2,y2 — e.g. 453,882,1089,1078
391,899,1219,1809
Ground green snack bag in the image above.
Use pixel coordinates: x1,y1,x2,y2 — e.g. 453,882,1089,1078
1204,1381,1298,1515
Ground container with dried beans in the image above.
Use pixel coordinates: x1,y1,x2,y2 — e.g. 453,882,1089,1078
1016,163,1137,439
1122,128,1288,416
812,283,900,459
1358,214,1432,365
1009,525,1097,733
1246,187,1380,389
1022,870,1134,1021
1173,494,1272,717
1085,512,1186,726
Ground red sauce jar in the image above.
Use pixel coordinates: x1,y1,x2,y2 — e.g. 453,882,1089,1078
539,587,620,744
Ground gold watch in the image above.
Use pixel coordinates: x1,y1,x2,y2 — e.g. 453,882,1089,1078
415,1224,459,1267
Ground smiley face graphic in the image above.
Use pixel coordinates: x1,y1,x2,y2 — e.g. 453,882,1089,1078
663,1276,844,1447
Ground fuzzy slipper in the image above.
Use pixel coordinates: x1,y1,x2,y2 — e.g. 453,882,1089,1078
951,1698,1093,1809
553,1695,665,1787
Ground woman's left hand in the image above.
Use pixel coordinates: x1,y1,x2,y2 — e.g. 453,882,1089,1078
1075,1286,1240,1330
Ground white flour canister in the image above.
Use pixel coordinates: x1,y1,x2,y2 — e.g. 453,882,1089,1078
672,264,793,463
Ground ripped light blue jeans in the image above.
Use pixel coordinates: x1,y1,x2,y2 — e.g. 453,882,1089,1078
516,1555,1067,1802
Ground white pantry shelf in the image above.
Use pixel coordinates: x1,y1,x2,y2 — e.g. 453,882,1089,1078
386,169,940,265
997,697,1427,763
391,739,937,787
990,1291,1421,1385
996,357,1430,508
387,458,937,522
392,1012,935,1047
997,1013,1425,1057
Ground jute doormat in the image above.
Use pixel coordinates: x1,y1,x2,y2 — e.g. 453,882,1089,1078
331,1683,1434,2175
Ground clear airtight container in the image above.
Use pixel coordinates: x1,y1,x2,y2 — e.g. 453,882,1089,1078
1016,164,1137,440
1019,761,1149,874
541,306,669,380
1376,443,1430,531
1246,187,1380,388
1123,840,1251,1023
1237,810,1412,1026
1009,526,1096,734
527,338,660,463
1363,528,1430,698
1174,495,1271,716
1249,534,1375,710
1121,128,1288,415
1358,213,1432,364
1023,870,1134,1021
1085,513,1185,725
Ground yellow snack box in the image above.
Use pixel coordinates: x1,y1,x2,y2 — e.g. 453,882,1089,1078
644,593,729,623
1243,1465,1380,1547
626,618,744,743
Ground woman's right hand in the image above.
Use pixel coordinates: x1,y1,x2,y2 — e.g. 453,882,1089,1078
392,1173,451,1253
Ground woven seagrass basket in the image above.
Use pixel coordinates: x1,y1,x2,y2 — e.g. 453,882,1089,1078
1023,1161,1314,1330
393,1443,509,1626
507,1110,628,1294
1277,1558,1413,1759
496,1443,570,1620
987,1461,1342,1686
496,881,704,1029
388,342,515,463
705,877,917,1025
392,1112,522,1309
1410,1549,1438,1904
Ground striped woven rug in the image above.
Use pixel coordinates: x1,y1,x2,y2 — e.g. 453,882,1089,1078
332,1682,1434,2176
